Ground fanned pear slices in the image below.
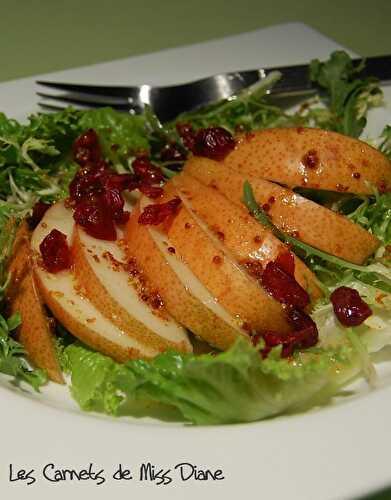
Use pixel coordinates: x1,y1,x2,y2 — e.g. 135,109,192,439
160,183,293,332
134,185,293,336
184,157,380,265
223,127,391,194
31,202,187,362
72,223,191,353
125,203,248,350
172,172,322,302
7,222,64,383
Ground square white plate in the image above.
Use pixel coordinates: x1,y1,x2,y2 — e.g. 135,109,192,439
1,22,391,500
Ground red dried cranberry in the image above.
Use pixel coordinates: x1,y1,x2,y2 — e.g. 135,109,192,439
29,201,51,229
132,156,164,184
330,286,372,327
73,129,102,166
74,198,117,240
193,127,235,161
69,129,144,239
288,308,318,348
101,172,139,192
274,251,295,277
74,128,99,149
252,330,295,358
69,169,104,202
138,197,181,225
176,122,196,151
252,308,318,358
39,229,72,273
261,261,309,309
103,187,124,219
160,143,187,163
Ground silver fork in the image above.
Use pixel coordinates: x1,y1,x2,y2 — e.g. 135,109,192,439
36,55,391,122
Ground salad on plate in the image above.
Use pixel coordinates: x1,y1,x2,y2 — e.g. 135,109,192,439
2,51,391,425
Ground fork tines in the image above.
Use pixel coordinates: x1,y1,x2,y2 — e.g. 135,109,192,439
36,81,134,112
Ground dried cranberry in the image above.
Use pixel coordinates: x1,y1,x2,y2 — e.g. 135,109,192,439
103,187,124,219
274,251,295,277
251,251,317,358
101,172,138,192
160,143,187,163
252,308,318,358
74,198,117,241
131,156,166,198
138,197,181,225
288,308,318,348
132,156,164,184
69,129,145,239
252,330,294,358
29,201,51,229
261,261,309,309
177,123,235,160
330,286,372,327
69,169,104,202
176,122,196,151
39,229,72,273
74,128,99,149
193,127,235,161
73,129,102,166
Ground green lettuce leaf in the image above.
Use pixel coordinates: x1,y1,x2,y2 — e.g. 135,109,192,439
0,109,81,202
343,192,391,244
0,107,149,203
78,107,149,170
0,312,47,390
378,125,391,160
309,51,383,137
64,339,358,425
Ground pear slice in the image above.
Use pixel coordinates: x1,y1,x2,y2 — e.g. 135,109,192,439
7,221,64,383
172,172,322,303
125,202,247,350
72,224,191,353
184,157,380,265
223,127,391,195
31,202,160,362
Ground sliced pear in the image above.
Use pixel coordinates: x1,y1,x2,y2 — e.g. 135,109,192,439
173,172,322,302
184,157,380,264
31,202,160,362
7,221,64,384
72,224,191,353
153,183,291,333
125,202,247,350
223,127,391,195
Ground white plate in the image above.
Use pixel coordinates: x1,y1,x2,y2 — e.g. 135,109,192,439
1,22,391,500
